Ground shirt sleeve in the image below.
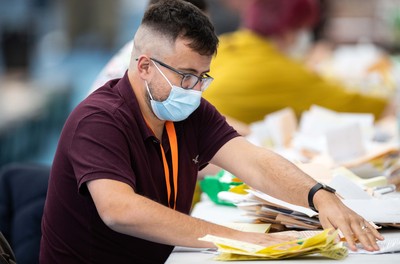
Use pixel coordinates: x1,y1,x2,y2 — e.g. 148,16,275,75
69,112,137,194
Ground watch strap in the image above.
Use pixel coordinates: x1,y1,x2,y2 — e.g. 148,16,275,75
308,183,335,212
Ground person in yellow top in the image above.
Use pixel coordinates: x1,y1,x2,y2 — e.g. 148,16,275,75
203,0,390,125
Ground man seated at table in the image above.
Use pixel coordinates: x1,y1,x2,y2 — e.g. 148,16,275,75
40,1,383,263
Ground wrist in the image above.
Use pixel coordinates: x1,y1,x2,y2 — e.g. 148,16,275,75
307,183,336,212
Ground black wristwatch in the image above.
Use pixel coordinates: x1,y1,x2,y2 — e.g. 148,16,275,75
308,183,336,212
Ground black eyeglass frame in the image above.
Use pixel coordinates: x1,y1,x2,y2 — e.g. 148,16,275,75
150,57,213,91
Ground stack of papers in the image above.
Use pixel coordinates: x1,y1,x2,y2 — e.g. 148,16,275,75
228,166,400,229
199,229,348,260
236,190,321,231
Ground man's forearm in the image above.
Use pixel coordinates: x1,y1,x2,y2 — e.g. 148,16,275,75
108,192,241,247
244,148,317,208
88,179,243,248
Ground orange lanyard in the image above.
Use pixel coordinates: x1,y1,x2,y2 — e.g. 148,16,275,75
143,119,178,209
159,121,178,209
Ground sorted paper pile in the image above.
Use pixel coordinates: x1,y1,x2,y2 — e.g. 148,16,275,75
236,189,322,231
224,165,400,230
199,229,348,261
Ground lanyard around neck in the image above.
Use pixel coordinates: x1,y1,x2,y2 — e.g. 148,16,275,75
158,121,179,209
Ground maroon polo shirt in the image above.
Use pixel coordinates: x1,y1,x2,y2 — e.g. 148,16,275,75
39,72,239,264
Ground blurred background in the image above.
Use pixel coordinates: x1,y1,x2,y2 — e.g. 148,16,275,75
1,0,400,168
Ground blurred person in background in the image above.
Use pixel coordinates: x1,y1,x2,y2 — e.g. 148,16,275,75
40,1,383,263
203,0,393,125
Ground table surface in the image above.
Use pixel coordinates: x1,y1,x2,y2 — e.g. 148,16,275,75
165,196,400,264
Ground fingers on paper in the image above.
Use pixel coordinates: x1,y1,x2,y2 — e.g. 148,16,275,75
354,221,384,251
337,218,383,252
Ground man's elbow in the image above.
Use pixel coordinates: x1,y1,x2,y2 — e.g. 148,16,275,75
97,207,139,233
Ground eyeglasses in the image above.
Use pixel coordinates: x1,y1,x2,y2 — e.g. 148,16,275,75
150,58,213,91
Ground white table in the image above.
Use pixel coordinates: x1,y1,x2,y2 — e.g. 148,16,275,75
165,196,400,264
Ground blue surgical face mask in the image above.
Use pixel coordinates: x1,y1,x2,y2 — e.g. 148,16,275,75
145,62,202,121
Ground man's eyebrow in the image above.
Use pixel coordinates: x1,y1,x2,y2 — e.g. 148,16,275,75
179,67,210,75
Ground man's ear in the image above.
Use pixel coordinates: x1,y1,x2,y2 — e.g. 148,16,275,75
136,56,152,79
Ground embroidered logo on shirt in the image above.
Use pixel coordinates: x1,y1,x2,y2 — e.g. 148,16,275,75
192,155,199,164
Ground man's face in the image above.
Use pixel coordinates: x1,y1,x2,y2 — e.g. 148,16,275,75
147,38,213,102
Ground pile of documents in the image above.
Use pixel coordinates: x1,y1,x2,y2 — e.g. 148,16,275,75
237,189,321,231
217,162,400,231
230,179,400,231
199,229,348,260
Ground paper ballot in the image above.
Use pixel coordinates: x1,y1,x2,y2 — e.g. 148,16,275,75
342,199,400,223
348,238,400,254
326,122,366,162
199,229,348,260
329,173,373,200
329,172,400,223
247,189,318,218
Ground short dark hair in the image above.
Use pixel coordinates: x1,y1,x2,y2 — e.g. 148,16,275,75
142,0,218,56
148,0,208,13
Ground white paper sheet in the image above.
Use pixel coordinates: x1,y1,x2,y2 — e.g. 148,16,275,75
329,173,373,200
348,238,400,254
247,189,318,217
342,199,400,223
